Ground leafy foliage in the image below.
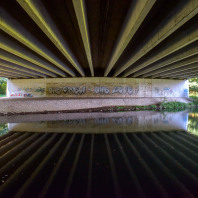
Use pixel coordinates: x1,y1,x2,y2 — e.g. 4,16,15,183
160,101,187,109
0,78,7,96
189,78,198,96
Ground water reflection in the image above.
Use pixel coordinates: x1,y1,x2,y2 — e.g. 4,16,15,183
1,111,198,197
0,111,189,133
188,113,198,136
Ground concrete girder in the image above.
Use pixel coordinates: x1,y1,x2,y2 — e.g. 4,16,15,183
0,74,18,79
153,69,198,79
17,0,85,76
0,65,40,78
104,0,156,76
0,59,47,78
152,72,198,79
0,8,76,77
123,20,198,77
133,41,198,77
0,71,31,79
72,0,94,76
152,63,198,78
0,33,67,77
0,49,57,77
143,54,198,78
113,0,198,77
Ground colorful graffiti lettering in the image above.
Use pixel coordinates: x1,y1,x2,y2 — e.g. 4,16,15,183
10,93,23,97
154,87,175,97
24,93,33,97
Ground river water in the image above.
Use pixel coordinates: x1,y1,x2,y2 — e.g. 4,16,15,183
0,110,198,198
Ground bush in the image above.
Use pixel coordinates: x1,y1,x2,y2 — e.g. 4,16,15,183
160,101,187,109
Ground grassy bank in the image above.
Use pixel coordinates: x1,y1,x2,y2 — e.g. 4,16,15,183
116,100,197,112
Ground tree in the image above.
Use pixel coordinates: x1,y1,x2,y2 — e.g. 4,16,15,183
0,78,7,95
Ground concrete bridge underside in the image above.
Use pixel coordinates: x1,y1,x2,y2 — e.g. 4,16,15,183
0,0,198,80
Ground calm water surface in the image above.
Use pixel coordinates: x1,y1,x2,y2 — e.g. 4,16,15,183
0,110,198,198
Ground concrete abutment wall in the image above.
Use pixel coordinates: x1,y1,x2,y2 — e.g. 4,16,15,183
7,77,189,98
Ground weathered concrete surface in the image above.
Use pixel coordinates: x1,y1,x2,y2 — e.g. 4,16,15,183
0,97,192,115
7,77,189,98
1,1,198,79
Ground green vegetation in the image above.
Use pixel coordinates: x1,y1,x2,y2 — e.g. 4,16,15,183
115,101,196,112
188,78,198,107
0,78,7,97
0,124,8,136
188,113,198,136
160,101,188,109
117,106,124,110
189,78,198,97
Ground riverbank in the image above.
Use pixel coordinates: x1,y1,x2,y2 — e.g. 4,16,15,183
0,97,193,115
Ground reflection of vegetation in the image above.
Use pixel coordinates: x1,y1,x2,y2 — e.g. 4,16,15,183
0,124,8,136
188,113,198,136
0,78,7,97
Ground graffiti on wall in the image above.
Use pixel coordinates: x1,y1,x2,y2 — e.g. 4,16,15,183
24,93,33,97
154,87,176,97
10,93,23,97
47,86,139,96
48,86,86,95
23,87,45,93
9,86,46,97
184,89,189,97
143,83,152,97
112,86,139,95
8,80,187,98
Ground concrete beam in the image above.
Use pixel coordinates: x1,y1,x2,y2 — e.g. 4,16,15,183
0,49,57,77
152,63,198,78
154,69,198,79
104,0,156,76
113,0,198,76
0,65,40,78
17,0,85,76
134,41,198,77
0,71,30,79
0,59,47,78
0,33,67,77
72,0,94,76
0,8,76,77
123,21,198,77
144,54,198,77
